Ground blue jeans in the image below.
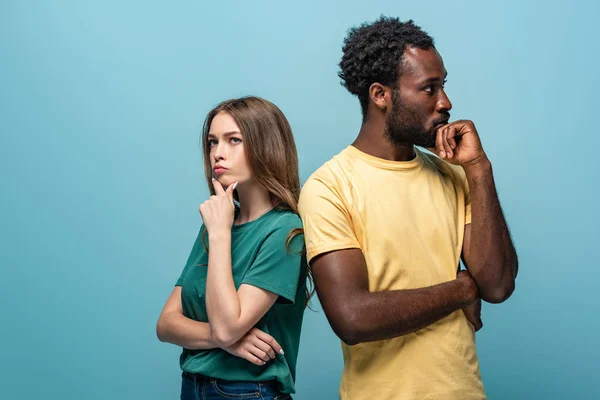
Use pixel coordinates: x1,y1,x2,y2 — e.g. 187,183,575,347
181,372,292,400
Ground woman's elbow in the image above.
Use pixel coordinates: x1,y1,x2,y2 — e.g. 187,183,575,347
211,327,240,348
156,317,169,342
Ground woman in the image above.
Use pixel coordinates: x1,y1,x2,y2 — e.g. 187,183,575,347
157,96,309,400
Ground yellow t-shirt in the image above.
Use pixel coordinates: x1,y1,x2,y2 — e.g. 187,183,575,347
298,146,486,400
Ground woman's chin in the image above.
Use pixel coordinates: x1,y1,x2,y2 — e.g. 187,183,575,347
216,178,235,188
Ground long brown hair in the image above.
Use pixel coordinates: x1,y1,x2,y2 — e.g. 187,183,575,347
200,96,314,307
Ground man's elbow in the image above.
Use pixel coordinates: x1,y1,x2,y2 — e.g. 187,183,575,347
331,312,367,346
335,325,360,346
339,332,362,346
482,279,515,304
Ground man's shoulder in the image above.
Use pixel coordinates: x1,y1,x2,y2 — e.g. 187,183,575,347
299,147,357,211
418,148,468,183
303,146,357,188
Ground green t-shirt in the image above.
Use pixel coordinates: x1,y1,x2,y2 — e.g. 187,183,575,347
176,208,307,394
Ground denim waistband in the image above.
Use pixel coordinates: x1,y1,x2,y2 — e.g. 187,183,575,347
182,371,278,388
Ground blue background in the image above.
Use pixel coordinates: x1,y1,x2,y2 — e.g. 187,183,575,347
1,1,598,399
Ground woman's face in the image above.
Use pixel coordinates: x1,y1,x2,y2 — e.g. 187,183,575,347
207,111,252,189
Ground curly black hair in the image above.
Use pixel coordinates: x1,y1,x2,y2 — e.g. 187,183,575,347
338,16,435,120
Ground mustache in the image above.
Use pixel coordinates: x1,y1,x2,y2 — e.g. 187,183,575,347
432,113,451,127
432,112,450,126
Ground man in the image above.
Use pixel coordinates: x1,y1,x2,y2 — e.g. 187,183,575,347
298,17,518,399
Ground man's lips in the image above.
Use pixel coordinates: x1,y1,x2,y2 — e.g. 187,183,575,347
434,119,449,129
431,120,449,133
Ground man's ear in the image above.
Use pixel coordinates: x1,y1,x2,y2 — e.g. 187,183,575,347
369,82,389,111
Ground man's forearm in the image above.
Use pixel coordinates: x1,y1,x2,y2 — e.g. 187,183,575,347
465,158,518,302
330,277,477,345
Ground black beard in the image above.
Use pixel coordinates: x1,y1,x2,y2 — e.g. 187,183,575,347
384,90,448,149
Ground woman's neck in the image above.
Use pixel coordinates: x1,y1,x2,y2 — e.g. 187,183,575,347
234,181,274,224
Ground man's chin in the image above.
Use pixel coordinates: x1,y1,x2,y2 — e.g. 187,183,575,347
385,127,436,148
413,132,437,149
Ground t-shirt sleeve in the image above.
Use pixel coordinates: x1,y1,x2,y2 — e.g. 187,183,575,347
298,174,360,264
241,217,304,304
175,227,206,286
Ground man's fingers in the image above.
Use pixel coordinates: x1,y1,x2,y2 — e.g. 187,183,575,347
462,308,478,330
435,126,446,158
448,135,457,150
462,296,483,332
445,125,458,151
470,314,483,332
442,129,453,158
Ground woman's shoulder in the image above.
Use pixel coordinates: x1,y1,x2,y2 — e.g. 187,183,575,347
263,209,304,253
267,208,303,231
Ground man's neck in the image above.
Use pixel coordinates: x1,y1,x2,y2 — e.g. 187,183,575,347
353,119,416,162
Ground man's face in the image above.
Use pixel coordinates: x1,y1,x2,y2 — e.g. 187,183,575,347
385,47,452,148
